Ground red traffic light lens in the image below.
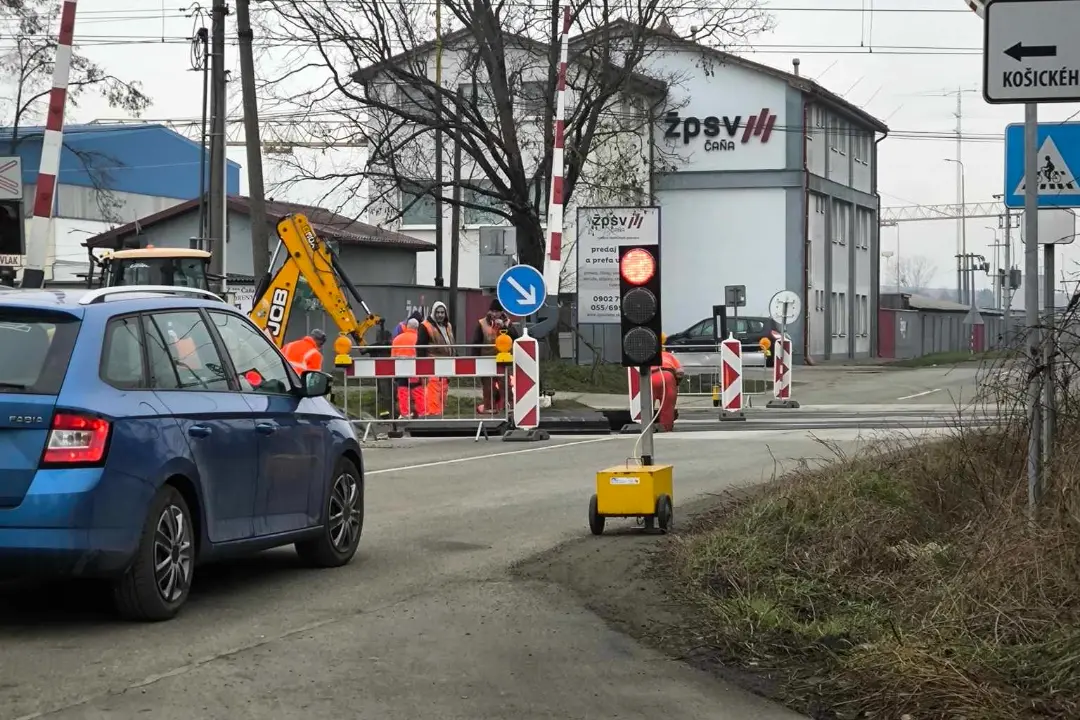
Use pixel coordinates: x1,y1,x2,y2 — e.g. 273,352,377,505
620,248,655,285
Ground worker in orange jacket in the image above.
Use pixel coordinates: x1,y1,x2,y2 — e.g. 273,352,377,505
650,334,683,432
282,329,326,374
391,319,425,418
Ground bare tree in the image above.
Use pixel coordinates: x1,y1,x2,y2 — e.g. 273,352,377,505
254,0,772,271
896,255,937,294
0,0,151,223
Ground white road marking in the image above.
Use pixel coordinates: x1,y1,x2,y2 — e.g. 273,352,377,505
896,388,942,400
366,436,618,475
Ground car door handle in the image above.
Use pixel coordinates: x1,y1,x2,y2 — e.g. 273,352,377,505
188,424,213,438
255,422,277,435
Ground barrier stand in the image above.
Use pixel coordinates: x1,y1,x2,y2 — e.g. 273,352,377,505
623,368,643,434
766,335,800,409
503,328,550,442
719,333,746,421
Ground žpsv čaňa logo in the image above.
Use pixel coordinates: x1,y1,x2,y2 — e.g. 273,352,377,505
588,210,646,232
663,108,778,152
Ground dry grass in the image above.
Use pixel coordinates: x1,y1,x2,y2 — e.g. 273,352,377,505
670,415,1080,719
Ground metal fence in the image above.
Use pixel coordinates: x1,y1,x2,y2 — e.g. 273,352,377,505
665,344,773,406
333,343,513,441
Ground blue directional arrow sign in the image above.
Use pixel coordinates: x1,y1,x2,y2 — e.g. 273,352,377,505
1004,121,1080,208
496,264,547,317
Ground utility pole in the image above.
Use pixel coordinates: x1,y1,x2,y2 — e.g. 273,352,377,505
432,0,445,287
448,86,463,327
235,0,270,279
955,88,964,303
207,0,228,287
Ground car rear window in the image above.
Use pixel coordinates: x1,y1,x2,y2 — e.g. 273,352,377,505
0,309,81,395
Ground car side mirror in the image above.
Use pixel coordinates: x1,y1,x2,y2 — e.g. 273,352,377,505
299,370,331,398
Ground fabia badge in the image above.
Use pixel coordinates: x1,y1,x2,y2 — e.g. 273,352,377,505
9,416,44,424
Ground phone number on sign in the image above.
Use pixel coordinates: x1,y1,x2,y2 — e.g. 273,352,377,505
589,303,619,313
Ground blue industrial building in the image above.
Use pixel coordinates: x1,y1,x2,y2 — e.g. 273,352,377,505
0,123,240,281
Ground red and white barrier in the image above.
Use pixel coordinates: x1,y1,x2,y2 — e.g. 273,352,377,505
23,0,78,286
627,368,642,422
352,356,499,378
512,331,540,429
766,335,800,409
720,335,746,420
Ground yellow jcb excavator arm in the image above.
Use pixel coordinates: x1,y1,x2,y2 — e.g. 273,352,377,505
248,213,382,362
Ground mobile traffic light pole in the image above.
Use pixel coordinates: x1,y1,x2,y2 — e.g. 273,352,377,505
619,245,663,465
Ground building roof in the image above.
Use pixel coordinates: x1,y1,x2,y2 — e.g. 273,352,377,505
570,21,889,134
83,196,434,252
350,26,666,97
0,122,242,199
885,292,1002,315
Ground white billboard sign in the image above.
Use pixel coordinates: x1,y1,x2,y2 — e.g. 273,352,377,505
575,206,660,324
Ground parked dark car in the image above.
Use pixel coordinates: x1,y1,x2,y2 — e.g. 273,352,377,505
666,315,781,365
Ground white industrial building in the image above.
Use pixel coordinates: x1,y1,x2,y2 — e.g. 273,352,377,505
356,23,887,361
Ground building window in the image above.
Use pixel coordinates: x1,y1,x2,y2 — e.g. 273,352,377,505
397,84,434,120
859,294,870,336
833,200,849,245
854,132,870,166
813,193,825,214
461,179,548,226
836,119,849,156
830,292,849,337
400,180,439,226
517,81,548,117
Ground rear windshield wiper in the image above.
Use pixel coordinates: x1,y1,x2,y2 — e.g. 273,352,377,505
0,382,28,390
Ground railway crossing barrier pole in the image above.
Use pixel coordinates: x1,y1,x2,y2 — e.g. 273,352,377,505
503,328,549,442
719,333,746,421
766,335,800,409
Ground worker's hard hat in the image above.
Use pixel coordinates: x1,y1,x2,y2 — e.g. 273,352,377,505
311,328,327,344
660,333,667,345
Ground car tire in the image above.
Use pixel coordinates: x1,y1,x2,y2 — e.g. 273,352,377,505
296,456,364,568
113,485,195,622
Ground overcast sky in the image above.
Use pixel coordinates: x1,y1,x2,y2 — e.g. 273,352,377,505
32,0,1080,293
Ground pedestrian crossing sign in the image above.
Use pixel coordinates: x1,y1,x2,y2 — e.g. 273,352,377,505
1012,137,1077,194
1004,121,1080,208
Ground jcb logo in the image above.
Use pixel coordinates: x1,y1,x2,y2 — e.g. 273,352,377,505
265,287,291,338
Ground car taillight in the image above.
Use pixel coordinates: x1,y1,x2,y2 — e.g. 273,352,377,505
41,412,111,466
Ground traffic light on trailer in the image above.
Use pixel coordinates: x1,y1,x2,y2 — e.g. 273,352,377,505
618,244,662,367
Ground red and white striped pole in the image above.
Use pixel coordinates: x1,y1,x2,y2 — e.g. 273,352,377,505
505,328,549,442
719,334,746,421
545,6,570,293
22,0,78,289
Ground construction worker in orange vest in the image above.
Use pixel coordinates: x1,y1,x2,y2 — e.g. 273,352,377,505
650,334,683,432
473,297,518,412
391,318,425,418
282,328,327,374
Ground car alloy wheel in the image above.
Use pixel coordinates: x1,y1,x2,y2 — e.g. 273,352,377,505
154,504,193,603
328,471,362,553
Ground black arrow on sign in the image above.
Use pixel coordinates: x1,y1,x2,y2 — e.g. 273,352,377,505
1005,42,1058,61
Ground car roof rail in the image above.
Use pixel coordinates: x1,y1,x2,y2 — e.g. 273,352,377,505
78,285,227,306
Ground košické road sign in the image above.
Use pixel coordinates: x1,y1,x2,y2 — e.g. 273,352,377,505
983,0,1080,104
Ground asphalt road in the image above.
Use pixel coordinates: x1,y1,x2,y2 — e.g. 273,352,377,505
0,366,999,720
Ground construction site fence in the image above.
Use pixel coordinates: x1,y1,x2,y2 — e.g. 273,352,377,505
333,343,514,441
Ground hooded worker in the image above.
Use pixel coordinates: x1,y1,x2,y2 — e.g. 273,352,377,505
650,333,683,432
416,301,455,415
473,297,518,412
282,328,327,374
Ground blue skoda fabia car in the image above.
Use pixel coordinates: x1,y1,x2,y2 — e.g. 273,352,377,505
0,286,364,621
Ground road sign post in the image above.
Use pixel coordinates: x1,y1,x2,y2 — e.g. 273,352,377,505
767,290,801,409
983,0,1059,516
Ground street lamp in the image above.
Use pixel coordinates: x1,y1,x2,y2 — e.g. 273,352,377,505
944,158,968,304
881,250,895,292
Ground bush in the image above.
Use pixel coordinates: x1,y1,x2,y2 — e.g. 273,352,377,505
670,369,1080,718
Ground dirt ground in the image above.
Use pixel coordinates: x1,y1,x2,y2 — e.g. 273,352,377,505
512,493,793,711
